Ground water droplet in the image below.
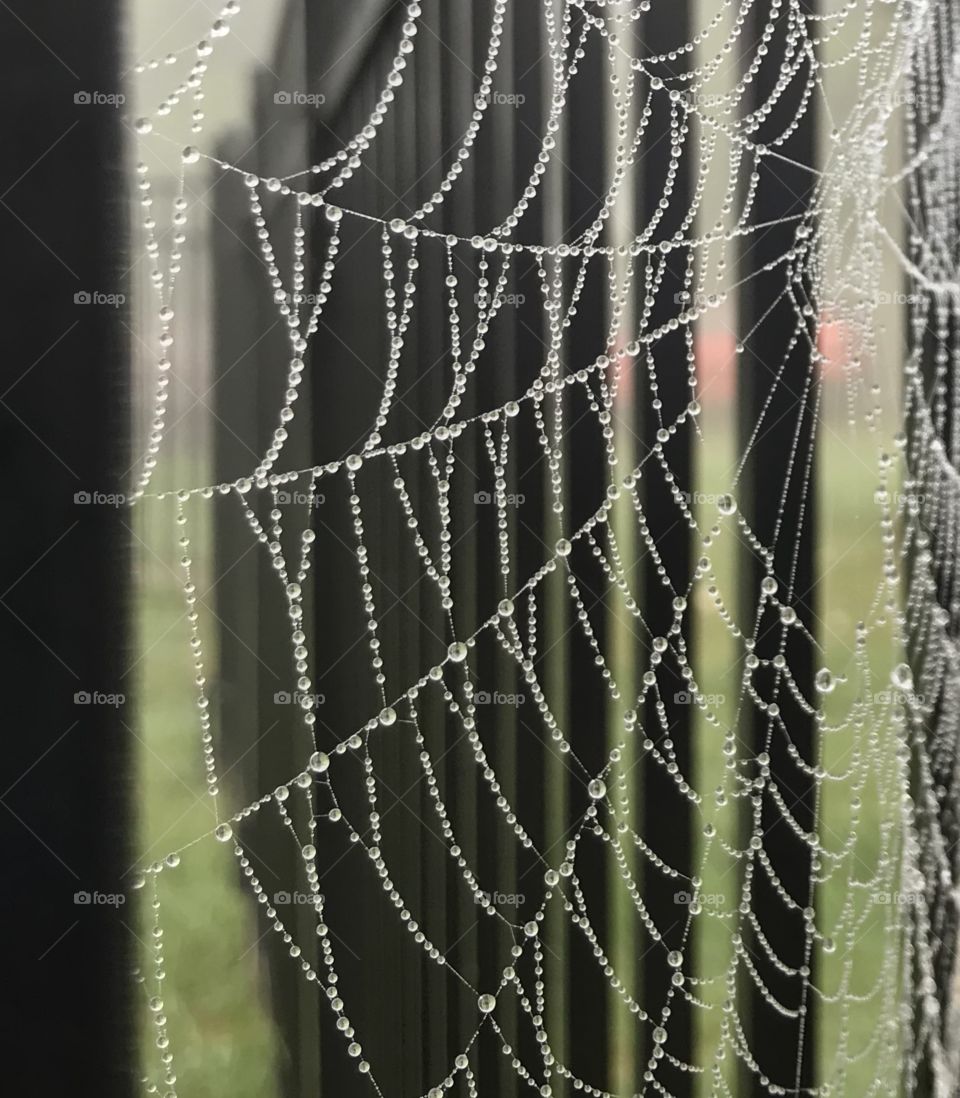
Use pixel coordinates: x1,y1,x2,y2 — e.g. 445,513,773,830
379,706,397,727
717,494,737,516
214,823,233,843
478,993,497,1014
815,668,835,694
667,950,683,968
309,751,330,773
891,663,913,691
325,204,343,222
555,538,572,557
134,118,153,135
447,642,468,663
523,920,538,937
181,146,200,164
497,598,514,617
587,778,606,800
653,1026,667,1044
302,844,316,860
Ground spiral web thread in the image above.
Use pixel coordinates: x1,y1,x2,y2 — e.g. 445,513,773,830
129,0,960,1095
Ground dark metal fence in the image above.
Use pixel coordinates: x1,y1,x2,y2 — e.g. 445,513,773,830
211,0,819,1092
0,1,132,1094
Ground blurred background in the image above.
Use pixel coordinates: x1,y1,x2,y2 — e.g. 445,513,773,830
127,2,911,1096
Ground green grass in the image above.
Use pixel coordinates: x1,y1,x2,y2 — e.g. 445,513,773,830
136,578,281,1098
689,416,903,1095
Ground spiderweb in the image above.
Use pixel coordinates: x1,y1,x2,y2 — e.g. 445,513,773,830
127,0,960,1095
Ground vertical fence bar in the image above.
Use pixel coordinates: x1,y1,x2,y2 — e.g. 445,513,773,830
302,5,401,1094
737,0,818,1089
0,2,132,1094
469,1,524,1091
410,1,447,1086
564,11,612,1090
635,4,695,1092
510,0,551,1085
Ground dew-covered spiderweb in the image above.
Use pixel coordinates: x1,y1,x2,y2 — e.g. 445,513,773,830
128,0,960,1094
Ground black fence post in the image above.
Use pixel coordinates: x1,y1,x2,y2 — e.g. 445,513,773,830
0,2,132,1095
635,7,695,1091
737,0,819,1090
563,11,612,1090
